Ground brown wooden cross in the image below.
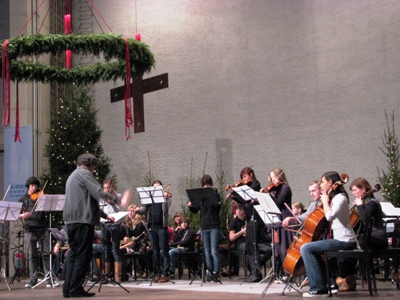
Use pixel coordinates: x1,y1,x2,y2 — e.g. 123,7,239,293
110,73,169,133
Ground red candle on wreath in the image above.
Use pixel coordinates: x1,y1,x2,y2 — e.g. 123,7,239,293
64,14,71,34
66,50,72,69
135,32,141,41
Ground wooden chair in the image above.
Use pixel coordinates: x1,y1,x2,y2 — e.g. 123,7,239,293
324,216,376,296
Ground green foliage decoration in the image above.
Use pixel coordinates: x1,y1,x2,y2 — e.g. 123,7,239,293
0,33,155,84
377,110,400,207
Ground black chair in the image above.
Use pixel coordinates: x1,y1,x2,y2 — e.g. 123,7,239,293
122,236,150,282
381,219,400,289
175,234,202,280
324,216,376,296
225,229,246,279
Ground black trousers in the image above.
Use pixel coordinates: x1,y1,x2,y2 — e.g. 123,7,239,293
63,223,94,295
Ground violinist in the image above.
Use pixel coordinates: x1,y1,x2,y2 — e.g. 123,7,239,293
346,178,387,290
262,168,293,279
300,171,358,297
18,177,58,289
226,167,263,282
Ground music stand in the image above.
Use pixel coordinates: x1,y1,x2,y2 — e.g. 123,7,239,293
0,201,20,292
186,187,221,285
136,186,175,286
32,194,64,289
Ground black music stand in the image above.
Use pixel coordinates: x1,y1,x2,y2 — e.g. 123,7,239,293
186,187,220,285
32,194,64,289
136,185,175,286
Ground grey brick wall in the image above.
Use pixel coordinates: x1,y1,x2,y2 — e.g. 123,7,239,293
70,0,400,214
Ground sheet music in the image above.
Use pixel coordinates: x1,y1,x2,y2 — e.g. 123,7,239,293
0,201,23,221
254,205,281,226
254,191,281,215
35,194,65,212
380,201,400,217
136,186,166,205
231,185,256,201
100,211,129,223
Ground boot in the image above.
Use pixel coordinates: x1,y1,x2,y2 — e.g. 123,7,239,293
104,262,111,284
114,262,123,284
339,275,357,291
244,256,262,283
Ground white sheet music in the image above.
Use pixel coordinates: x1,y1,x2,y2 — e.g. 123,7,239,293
231,185,256,201
254,191,281,215
254,205,281,226
35,194,65,212
101,211,129,223
0,201,23,221
380,201,400,217
136,185,166,205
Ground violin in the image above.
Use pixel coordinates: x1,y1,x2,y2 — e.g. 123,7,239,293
224,179,252,191
30,180,48,201
261,182,282,193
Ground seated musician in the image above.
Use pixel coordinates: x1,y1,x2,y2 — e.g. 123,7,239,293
52,224,69,280
341,178,388,291
168,216,197,279
300,171,358,297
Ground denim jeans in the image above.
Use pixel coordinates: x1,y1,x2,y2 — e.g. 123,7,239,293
169,247,186,274
148,228,170,277
300,239,357,292
201,228,220,273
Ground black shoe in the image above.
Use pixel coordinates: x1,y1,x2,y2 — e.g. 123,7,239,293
206,273,212,282
69,291,95,298
212,272,220,282
330,284,338,294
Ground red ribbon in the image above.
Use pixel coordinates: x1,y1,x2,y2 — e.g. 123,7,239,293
2,40,10,126
123,38,133,140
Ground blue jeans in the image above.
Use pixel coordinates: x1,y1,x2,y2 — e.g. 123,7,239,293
148,228,170,277
201,229,220,273
300,239,357,292
169,247,187,274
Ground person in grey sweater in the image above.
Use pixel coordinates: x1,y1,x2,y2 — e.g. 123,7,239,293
62,153,117,298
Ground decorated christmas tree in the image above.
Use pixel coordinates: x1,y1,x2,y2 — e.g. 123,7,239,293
41,85,115,225
377,110,400,207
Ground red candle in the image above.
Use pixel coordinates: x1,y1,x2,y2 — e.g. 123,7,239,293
66,50,72,69
64,14,71,34
135,32,141,41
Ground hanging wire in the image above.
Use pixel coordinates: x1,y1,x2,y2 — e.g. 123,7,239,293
15,0,47,37
86,0,113,33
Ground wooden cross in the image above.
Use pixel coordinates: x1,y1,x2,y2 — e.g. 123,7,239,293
110,73,169,133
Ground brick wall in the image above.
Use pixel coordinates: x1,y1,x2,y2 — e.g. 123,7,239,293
73,0,400,213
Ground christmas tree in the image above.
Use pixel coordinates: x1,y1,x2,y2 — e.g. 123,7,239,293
41,85,115,225
377,110,400,207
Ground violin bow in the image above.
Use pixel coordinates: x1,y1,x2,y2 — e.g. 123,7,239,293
30,180,49,213
1,183,11,201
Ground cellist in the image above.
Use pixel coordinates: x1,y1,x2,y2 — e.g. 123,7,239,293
300,171,358,298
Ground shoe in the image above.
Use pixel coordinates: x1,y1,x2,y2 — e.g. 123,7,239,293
46,280,60,287
157,275,169,283
69,290,95,298
220,267,229,277
330,284,338,294
154,275,160,283
25,281,37,288
212,272,220,282
206,272,212,282
302,290,329,297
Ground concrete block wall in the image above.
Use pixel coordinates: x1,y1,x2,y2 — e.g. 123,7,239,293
70,0,400,214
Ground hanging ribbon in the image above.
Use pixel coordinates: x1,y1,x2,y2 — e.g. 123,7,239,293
14,81,21,142
123,38,133,140
2,40,10,126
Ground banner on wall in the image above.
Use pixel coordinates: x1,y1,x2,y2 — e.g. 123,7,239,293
4,126,33,202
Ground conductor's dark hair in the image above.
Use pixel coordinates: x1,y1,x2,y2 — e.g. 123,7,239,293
77,153,98,167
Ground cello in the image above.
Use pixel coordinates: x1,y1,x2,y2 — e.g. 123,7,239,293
282,174,349,277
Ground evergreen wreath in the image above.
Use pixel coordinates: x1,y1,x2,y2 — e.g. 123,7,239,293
1,33,155,84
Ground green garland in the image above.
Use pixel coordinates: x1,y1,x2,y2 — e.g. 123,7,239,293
0,33,155,84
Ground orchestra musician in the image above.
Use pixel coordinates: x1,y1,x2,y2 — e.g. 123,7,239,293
226,167,263,282
341,178,388,291
261,168,293,279
100,178,127,284
300,171,358,298
18,176,59,289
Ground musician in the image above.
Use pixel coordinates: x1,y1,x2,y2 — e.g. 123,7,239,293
188,175,221,282
300,171,358,297
292,202,305,217
341,177,388,291
168,216,197,279
18,176,59,288
62,154,119,298
135,179,172,283
282,180,321,228
52,224,69,280
262,168,293,278
226,167,263,282
100,178,127,284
